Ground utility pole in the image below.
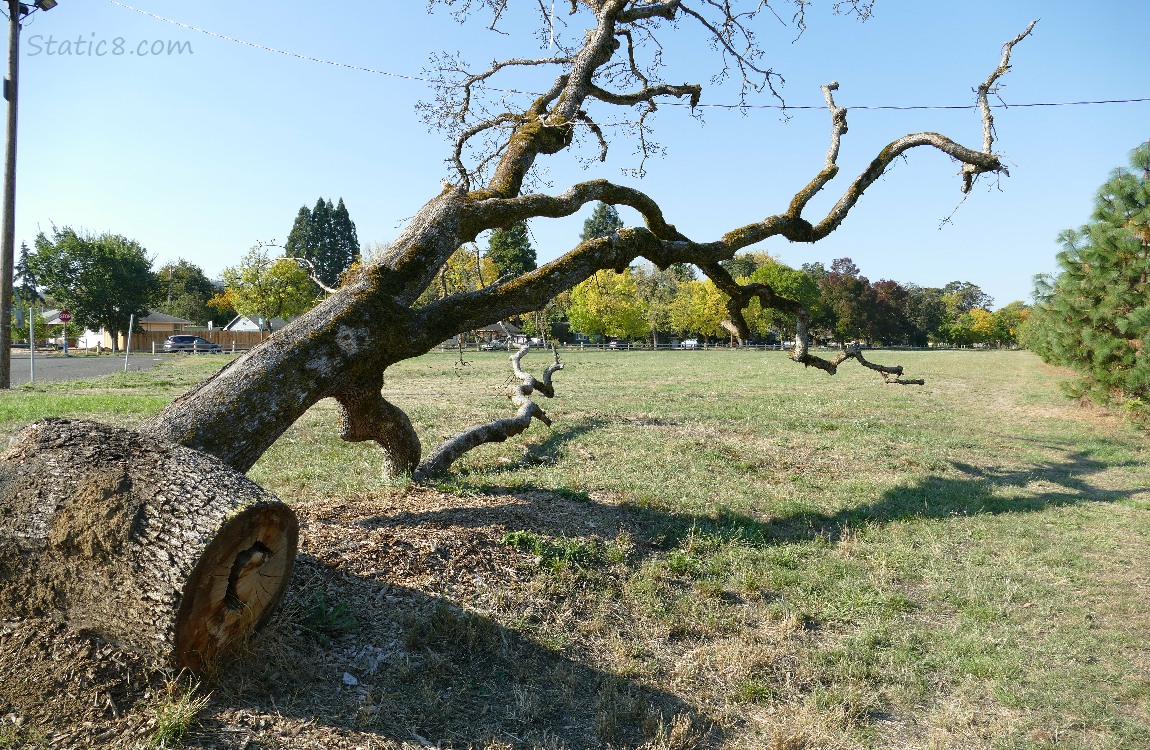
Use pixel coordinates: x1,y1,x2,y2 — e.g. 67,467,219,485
0,0,55,389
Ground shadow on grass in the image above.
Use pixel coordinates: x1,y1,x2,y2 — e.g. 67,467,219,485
195,552,708,750
192,443,1133,747
437,415,610,478
376,442,1139,553
625,443,1141,548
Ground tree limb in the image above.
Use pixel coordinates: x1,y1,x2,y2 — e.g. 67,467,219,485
413,346,563,480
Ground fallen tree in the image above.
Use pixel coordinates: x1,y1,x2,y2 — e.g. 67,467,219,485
0,2,1033,671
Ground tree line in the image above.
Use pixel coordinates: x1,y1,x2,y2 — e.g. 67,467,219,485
533,203,1028,348
11,195,1027,353
9,197,362,348
410,201,1028,349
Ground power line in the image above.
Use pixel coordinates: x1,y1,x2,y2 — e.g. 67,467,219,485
107,1,1150,113
105,0,437,86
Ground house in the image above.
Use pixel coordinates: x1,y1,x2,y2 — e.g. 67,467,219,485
138,311,196,332
108,311,196,350
38,309,103,350
475,321,522,342
223,315,293,332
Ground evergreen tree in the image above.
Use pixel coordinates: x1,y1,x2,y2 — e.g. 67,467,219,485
580,201,624,241
284,197,360,289
284,206,313,266
330,198,360,282
1025,141,1150,406
13,241,41,306
486,221,537,279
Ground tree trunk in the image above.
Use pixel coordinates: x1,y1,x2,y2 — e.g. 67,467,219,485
0,419,298,672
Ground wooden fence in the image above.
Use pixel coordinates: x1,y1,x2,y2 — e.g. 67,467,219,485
115,329,270,353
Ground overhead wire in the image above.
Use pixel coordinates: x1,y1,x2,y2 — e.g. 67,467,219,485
106,0,1150,114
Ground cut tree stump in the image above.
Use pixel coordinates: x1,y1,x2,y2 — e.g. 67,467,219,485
0,419,298,672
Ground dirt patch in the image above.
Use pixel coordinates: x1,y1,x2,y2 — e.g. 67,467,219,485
0,485,710,749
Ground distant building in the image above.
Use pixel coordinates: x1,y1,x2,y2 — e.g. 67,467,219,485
223,315,293,332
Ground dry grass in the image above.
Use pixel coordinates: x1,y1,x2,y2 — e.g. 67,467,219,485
2,348,1149,748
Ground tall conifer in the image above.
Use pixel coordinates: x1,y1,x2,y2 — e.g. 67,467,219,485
283,197,361,288
1025,141,1150,404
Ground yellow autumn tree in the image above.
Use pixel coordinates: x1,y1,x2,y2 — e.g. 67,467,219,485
568,269,647,341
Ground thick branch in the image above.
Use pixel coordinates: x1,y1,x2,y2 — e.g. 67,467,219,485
413,347,563,480
618,0,681,23
333,384,422,477
789,341,925,386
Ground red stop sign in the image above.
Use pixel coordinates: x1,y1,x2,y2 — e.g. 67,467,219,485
58,310,73,322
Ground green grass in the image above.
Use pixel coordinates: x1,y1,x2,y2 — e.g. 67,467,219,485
5,348,1149,748
147,680,210,749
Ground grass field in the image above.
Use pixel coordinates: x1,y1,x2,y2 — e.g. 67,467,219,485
2,348,1148,749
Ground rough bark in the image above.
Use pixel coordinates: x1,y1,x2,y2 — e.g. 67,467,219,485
0,419,297,672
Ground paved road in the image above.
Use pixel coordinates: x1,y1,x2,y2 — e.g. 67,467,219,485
7,351,168,387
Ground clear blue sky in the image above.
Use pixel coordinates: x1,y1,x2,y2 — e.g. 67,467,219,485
9,0,1149,309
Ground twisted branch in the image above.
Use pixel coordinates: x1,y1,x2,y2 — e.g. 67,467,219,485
414,346,563,480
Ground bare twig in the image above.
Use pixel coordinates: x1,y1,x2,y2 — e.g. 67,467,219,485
963,20,1038,192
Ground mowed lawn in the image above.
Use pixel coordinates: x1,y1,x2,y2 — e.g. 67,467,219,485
4,348,1149,748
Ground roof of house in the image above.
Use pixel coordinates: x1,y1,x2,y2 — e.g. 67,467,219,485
224,315,292,331
476,321,522,335
139,311,195,325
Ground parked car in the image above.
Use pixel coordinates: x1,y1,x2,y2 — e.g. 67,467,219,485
163,334,222,354
607,339,627,350
479,338,508,351
679,338,699,349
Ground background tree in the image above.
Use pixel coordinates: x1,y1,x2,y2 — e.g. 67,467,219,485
902,284,947,346
416,244,498,307
485,221,538,279
13,242,41,308
817,258,876,345
746,259,820,342
992,300,1029,348
220,247,318,332
1024,141,1150,406
580,202,624,241
869,280,912,345
721,252,761,280
284,197,361,289
0,4,1034,672
10,242,43,340
941,280,994,323
633,263,682,346
669,279,728,340
27,227,155,351
152,259,220,325
567,269,647,342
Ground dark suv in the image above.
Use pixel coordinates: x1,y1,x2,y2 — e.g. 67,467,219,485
162,334,222,354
